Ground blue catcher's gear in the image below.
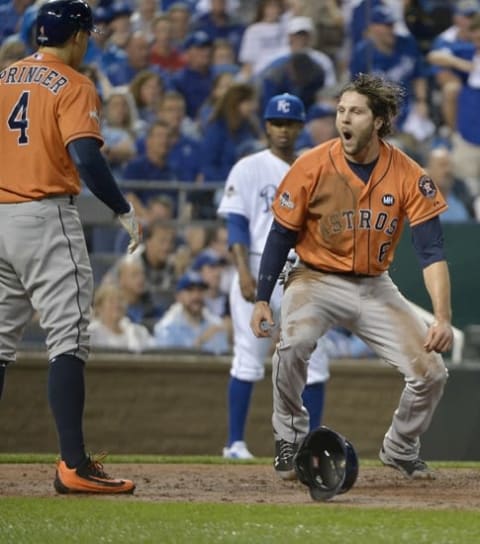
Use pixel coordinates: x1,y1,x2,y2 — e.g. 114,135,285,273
294,426,359,501
263,93,306,123
36,0,98,47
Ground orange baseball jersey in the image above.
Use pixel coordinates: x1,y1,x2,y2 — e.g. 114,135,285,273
271,138,448,276
0,51,103,203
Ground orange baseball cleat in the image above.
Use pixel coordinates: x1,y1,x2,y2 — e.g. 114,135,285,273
54,454,135,494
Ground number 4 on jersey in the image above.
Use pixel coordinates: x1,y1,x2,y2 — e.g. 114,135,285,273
8,91,30,145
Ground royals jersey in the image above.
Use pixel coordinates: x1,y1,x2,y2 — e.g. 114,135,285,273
217,149,290,255
0,51,103,203
272,139,448,276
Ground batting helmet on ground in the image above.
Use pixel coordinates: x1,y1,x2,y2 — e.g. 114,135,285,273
294,426,359,501
263,93,306,123
36,0,98,47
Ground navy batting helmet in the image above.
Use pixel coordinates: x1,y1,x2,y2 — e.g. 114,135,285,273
36,0,98,47
294,426,359,502
263,93,306,123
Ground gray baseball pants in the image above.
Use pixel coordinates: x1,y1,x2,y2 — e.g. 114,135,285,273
0,197,93,363
272,264,448,460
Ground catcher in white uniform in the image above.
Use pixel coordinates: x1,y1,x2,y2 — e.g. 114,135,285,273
217,93,330,459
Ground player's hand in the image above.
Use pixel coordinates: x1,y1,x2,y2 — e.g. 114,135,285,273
250,301,274,337
424,320,454,353
239,271,256,303
118,203,142,253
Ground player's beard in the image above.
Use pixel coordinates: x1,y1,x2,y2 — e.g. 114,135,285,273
341,123,376,160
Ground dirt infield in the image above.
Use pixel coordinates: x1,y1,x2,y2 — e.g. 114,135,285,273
1,464,479,508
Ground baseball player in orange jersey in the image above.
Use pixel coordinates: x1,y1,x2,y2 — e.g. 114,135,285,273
0,0,141,494
251,73,454,481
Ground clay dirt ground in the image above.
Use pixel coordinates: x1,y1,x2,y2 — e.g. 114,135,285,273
1,464,479,509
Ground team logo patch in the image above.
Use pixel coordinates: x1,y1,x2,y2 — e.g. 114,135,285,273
89,110,100,124
418,175,437,199
225,185,236,197
279,191,294,209
382,194,395,206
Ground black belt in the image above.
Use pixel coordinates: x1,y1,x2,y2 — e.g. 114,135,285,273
301,261,375,279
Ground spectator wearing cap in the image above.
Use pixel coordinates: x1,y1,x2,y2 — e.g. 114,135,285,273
104,30,168,87
106,2,134,51
191,0,245,59
256,16,337,112
349,4,430,133
191,249,230,320
427,0,480,132
153,271,231,354
170,30,215,119
295,102,337,153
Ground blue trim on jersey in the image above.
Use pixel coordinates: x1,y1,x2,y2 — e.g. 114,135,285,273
68,138,130,215
256,220,297,302
411,216,446,268
227,213,250,247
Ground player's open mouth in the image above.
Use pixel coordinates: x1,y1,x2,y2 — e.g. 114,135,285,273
342,130,353,141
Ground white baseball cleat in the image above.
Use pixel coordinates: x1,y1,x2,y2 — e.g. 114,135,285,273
222,441,254,460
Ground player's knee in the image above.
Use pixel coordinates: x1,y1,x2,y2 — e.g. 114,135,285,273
280,337,318,365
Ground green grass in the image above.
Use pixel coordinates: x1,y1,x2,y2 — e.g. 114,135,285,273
1,455,480,544
1,499,480,544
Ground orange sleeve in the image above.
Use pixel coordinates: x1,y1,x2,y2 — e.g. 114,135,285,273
402,161,448,227
57,80,104,147
271,159,315,230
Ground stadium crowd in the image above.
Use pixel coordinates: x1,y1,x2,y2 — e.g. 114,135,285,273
3,0,480,356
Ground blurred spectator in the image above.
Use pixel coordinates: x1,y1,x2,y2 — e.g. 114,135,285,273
174,223,209,275
197,71,235,132
211,37,240,76
256,16,336,112
237,0,288,81
131,220,178,311
0,0,33,43
17,0,38,53
78,63,113,102
192,0,245,58
116,255,167,325
157,91,203,183
105,2,134,51
89,284,156,352
101,91,137,177
425,146,478,222
153,271,231,354
150,13,187,73
0,36,26,70
170,30,215,119
130,0,160,40
284,0,345,63
191,248,230,319
167,1,194,49
129,69,166,126
123,120,177,220
295,102,337,152
200,82,264,182
104,30,166,87
428,1,479,132
203,222,234,293
428,12,480,196
350,4,431,137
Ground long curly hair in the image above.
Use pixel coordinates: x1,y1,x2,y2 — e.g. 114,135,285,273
339,73,406,138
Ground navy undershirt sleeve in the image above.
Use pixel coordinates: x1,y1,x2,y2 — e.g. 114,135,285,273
256,220,298,302
411,216,446,268
227,213,250,247
68,137,130,215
